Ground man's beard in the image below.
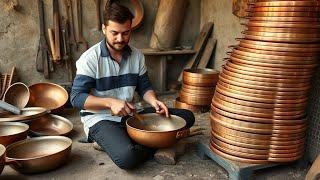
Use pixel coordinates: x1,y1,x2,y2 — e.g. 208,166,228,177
106,39,127,52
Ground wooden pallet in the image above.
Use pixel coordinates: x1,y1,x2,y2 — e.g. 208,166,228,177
196,140,279,180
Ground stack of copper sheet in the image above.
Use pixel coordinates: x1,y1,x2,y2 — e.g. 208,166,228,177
210,0,320,163
175,69,219,113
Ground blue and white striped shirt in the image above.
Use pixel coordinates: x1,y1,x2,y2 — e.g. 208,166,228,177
70,38,153,136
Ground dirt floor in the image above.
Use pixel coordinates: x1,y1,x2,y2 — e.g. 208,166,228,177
0,94,310,180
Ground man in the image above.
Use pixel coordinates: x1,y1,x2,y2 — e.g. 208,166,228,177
70,1,194,169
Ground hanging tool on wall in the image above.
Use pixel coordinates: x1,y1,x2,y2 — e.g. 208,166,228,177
93,0,102,30
63,0,77,48
61,17,75,82
36,0,50,79
52,0,61,63
74,0,88,51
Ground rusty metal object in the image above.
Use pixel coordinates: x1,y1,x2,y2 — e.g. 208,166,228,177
0,107,48,122
28,83,68,113
126,113,189,148
183,68,219,87
175,97,209,113
0,144,4,175
3,82,30,109
30,114,73,136
0,122,29,146
5,136,72,174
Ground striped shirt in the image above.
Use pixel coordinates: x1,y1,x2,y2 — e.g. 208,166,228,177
70,38,153,136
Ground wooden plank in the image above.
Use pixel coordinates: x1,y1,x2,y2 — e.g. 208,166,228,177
141,49,196,56
196,38,217,69
178,22,214,81
306,154,320,180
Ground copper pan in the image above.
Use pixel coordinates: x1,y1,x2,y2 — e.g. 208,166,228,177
0,122,29,146
182,83,215,92
214,88,307,108
209,143,269,164
231,49,318,61
220,71,311,89
3,82,30,109
244,34,320,43
212,98,306,119
183,76,218,87
181,85,214,95
180,89,212,106
268,155,303,162
211,122,306,141
233,46,319,57
183,68,220,79
237,38,320,48
227,61,315,77
250,7,320,12
219,73,311,92
217,80,309,97
216,84,308,105
247,16,320,22
130,0,144,30
222,67,311,84
243,21,320,28
5,136,72,174
229,55,318,69
28,83,68,113
0,144,4,175
175,97,209,113
243,31,320,38
245,26,320,34
253,1,320,7
249,11,320,17
211,104,307,124
0,107,49,122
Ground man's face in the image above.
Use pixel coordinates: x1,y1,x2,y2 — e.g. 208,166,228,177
103,20,132,51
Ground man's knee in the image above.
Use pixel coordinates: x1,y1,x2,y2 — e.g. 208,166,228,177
113,148,142,170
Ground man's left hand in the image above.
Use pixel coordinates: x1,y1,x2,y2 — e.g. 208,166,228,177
150,99,169,117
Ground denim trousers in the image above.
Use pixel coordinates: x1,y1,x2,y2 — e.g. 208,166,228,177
88,107,195,169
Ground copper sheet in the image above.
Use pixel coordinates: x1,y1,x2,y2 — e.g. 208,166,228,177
234,46,319,57
211,104,307,124
0,107,48,122
244,21,320,28
248,16,320,22
249,11,320,17
250,6,320,12
254,1,320,7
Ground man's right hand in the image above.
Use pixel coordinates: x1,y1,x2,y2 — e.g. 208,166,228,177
109,99,135,117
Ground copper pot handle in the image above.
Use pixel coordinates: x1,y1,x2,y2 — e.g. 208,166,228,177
176,129,190,139
5,157,21,168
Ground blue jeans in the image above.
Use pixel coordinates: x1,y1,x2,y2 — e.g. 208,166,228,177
88,107,195,169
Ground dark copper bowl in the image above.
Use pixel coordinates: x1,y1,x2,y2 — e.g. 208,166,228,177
30,114,73,136
183,68,219,87
0,144,5,175
3,82,30,109
0,122,29,146
175,97,209,113
28,83,68,113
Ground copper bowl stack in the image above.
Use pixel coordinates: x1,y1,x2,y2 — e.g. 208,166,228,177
176,69,219,113
210,0,320,163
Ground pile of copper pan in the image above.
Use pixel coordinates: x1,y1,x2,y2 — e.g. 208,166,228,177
175,69,219,113
210,0,320,164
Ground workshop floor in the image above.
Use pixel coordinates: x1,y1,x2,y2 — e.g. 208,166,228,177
0,94,309,180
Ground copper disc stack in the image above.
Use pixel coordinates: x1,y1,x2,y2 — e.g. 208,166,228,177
175,69,219,113
210,0,320,164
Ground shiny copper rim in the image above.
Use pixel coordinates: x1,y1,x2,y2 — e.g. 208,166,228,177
249,11,320,17
232,49,318,61
220,71,311,88
182,83,215,91
233,46,319,57
222,67,311,84
181,86,214,95
237,38,320,47
248,16,320,22
250,7,320,12
212,97,306,119
219,72,311,92
244,34,320,43
180,90,212,106
175,97,209,113
214,88,307,108
183,68,220,78
243,30,320,38
183,77,218,87
210,113,307,134
211,121,306,141
244,21,320,28
0,107,49,122
211,104,307,124
229,55,318,69
209,143,269,164
245,26,320,34
253,1,320,7
217,80,309,97
268,155,303,162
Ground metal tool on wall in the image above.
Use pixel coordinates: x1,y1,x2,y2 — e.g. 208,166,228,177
74,0,88,50
36,0,50,79
61,17,75,82
64,0,77,48
53,0,61,62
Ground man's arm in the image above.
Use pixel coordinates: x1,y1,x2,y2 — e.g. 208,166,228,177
143,90,169,117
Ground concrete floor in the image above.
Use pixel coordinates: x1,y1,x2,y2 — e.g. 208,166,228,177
0,94,309,180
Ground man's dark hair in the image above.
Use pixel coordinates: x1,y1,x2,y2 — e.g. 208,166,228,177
103,0,134,25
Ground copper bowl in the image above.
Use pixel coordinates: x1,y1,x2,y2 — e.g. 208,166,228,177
30,114,73,136
175,97,209,113
180,89,212,106
119,0,144,30
183,68,219,87
249,11,320,17
3,82,30,109
5,136,72,174
28,83,68,113
182,84,215,95
0,144,5,175
0,122,29,146
254,1,320,7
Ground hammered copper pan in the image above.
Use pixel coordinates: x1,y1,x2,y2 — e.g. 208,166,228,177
243,31,320,38
3,82,30,109
180,89,212,106
0,107,48,122
244,34,320,43
0,122,29,146
249,11,320,17
0,144,4,175
5,136,72,174
239,41,320,52
250,7,320,12
245,27,320,34
244,21,320,28
175,97,209,113
183,69,219,87
254,1,320,7
248,16,320,22
182,83,215,93
234,46,319,57
237,39,320,48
